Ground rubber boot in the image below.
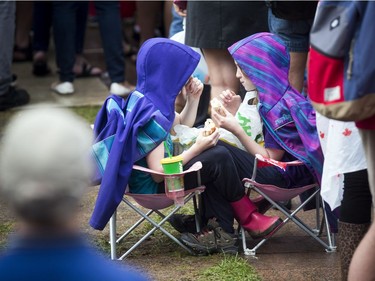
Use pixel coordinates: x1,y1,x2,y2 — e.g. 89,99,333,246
338,221,370,281
230,195,282,239
253,195,272,214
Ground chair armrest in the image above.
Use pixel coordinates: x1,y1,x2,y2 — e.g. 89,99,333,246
255,154,303,171
133,161,202,176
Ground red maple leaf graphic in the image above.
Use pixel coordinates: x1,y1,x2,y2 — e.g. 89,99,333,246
320,131,325,139
342,128,352,136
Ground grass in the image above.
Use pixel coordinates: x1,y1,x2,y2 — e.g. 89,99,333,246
0,105,101,135
71,105,101,124
198,255,262,281
0,222,13,250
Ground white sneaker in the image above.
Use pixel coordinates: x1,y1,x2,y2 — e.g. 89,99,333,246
51,82,74,95
110,82,133,97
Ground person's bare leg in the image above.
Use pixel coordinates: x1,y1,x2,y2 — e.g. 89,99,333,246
136,1,162,45
348,222,375,281
289,51,308,94
13,1,33,61
203,48,239,101
163,1,173,37
348,129,375,281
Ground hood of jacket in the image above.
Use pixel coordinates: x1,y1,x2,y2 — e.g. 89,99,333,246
229,32,290,114
228,33,324,184
135,38,201,126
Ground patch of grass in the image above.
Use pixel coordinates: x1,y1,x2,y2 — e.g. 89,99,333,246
0,222,14,250
71,105,101,124
91,234,112,254
198,255,262,281
90,201,199,258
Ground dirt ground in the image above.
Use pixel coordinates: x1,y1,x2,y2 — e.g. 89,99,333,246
0,184,341,281
0,186,227,281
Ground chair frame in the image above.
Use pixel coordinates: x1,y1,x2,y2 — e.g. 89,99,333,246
240,154,336,257
109,161,205,260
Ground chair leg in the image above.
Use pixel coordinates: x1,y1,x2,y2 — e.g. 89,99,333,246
117,193,197,259
321,200,337,252
116,209,154,243
109,210,117,260
193,194,202,232
251,186,336,252
315,191,321,232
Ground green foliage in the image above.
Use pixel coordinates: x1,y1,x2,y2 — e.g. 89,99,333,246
0,222,13,250
198,255,262,281
71,105,101,124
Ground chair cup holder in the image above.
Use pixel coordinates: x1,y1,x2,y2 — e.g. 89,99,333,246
164,175,185,206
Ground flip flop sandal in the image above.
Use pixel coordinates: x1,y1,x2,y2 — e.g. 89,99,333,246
32,60,51,77
75,62,102,78
13,45,33,63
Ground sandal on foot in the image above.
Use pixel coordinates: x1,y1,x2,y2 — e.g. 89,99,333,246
13,45,33,62
75,62,102,78
33,61,51,77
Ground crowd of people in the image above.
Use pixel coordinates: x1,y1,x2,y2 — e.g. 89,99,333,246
0,1,174,109
1,1,375,281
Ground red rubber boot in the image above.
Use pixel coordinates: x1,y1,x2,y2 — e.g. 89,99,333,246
231,195,281,239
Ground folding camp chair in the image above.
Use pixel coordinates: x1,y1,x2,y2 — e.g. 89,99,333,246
240,154,336,257
109,161,205,260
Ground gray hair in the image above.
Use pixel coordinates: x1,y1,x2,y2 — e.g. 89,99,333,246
0,106,93,225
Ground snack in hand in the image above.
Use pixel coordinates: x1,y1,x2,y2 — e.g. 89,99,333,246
203,118,216,136
210,97,226,116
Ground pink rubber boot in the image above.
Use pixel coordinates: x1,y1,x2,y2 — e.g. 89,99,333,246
231,195,281,239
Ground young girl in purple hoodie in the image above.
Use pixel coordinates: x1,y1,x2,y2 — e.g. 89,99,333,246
179,33,323,254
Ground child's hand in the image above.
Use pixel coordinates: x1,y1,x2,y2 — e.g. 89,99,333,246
211,106,242,136
219,89,242,116
185,77,204,103
194,129,220,152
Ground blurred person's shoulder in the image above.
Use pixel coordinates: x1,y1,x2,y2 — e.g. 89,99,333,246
85,247,151,281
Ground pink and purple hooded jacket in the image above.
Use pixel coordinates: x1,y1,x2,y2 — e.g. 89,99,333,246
229,33,324,185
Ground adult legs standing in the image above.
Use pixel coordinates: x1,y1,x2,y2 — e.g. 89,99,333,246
348,130,375,281
52,1,79,94
338,170,371,281
268,9,314,93
0,0,29,111
95,1,124,84
0,0,16,96
136,1,163,45
32,1,52,76
95,1,133,96
202,49,240,101
13,1,33,62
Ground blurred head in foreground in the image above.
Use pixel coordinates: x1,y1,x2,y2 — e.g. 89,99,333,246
0,106,93,230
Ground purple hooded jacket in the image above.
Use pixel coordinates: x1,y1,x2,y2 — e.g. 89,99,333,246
90,38,200,230
229,33,324,185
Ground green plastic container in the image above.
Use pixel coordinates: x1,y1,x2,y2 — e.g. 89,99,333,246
160,155,183,174
161,156,185,206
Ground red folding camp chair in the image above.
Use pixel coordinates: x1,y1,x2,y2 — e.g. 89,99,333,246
240,154,336,257
109,161,205,260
